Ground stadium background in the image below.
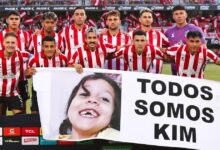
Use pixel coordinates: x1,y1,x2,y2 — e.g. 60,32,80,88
0,0,220,149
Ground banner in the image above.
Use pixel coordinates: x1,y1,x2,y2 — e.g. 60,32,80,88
33,68,220,150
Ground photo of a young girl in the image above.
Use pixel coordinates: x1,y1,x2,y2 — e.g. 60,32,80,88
59,73,121,141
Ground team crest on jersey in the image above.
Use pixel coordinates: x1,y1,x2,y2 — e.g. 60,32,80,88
103,37,107,42
171,33,175,38
84,57,88,62
38,42,41,46
70,34,73,39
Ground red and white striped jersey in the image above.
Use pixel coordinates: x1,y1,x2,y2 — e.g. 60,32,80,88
99,30,131,71
59,24,88,61
28,30,63,54
0,50,29,97
114,45,164,72
69,44,115,69
0,28,30,51
29,51,67,68
129,28,169,73
166,45,218,79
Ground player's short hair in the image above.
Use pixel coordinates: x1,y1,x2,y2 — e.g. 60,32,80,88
133,30,146,38
42,36,56,44
4,32,17,39
7,11,20,18
187,31,203,39
73,6,86,15
172,5,186,13
42,12,58,22
139,8,153,17
106,10,121,19
85,27,98,38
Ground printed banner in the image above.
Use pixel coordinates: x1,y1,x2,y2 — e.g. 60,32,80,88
33,68,220,150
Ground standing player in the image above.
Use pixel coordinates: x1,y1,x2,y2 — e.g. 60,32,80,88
68,27,116,73
165,31,220,79
129,8,169,73
165,5,206,75
113,30,171,72
99,10,131,71
0,33,30,116
59,7,88,61
27,36,67,114
28,12,63,54
0,11,30,114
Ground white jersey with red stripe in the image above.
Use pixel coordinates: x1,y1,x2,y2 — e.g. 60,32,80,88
166,45,218,78
0,50,30,97
129,28,169,73
59,24,88,61
99,30,131,71
114,44,164,72
69,44,115,69
28,30,63,54
29,51,67,68
0,28,30,51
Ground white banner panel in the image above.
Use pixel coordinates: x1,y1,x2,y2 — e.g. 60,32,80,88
33,68,220,150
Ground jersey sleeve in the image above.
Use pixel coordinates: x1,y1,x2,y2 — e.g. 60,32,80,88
165,45,179,57
28,56,36,68
68,51,79,65
207,49,218,63
154,47,164,60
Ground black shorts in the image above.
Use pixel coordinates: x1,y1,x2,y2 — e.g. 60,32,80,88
0,96,23,110
31,87,39,112
18,80,30,101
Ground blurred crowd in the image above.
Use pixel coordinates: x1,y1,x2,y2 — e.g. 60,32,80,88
0,0,220,6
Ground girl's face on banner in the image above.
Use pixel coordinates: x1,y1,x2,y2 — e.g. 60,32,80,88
67,79,115,138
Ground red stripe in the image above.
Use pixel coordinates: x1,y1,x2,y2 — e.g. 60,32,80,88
82,28,86,43
17,33,22,50
57,34,62,50
148,31,153,45
0,32,4,49
156,31,161,47
142,47,147,71
124,47,129,70
156,59,160,73
73,28,78,46
17,51,24,81
176,45,184,75
2,58,7,96
65,27,71,61
36,53,40,67
52,57,56,67
95,49,101,68
198,48,207,78
87,50,93,68
10,78,16,97
193,48,200,71
78,48,85,67
33,35,38,54
23,31,29,50
59,55,63,67
183,46,190,70
132,47,137,71
11,53,16,74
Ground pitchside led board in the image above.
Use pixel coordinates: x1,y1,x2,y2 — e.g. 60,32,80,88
33,68,220,150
